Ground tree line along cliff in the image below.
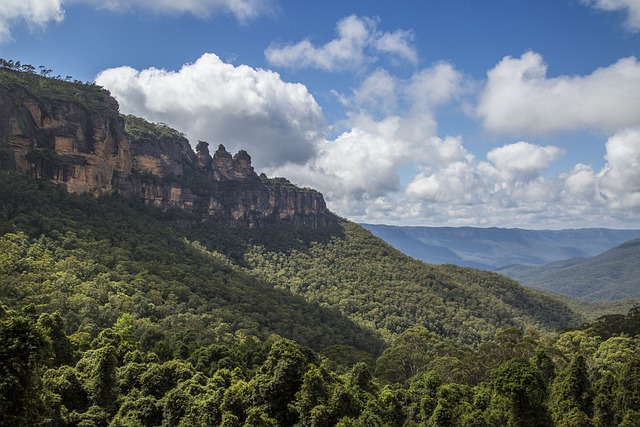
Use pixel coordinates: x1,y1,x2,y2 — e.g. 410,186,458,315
0,65,331,229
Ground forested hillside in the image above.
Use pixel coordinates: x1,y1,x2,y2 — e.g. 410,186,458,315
3,163,640,426
499,238,640,301
0,172,384,355
227,223,576,344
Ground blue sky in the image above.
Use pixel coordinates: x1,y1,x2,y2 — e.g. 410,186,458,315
2,0,640,229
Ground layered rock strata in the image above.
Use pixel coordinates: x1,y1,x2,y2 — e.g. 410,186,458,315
0,68,331,229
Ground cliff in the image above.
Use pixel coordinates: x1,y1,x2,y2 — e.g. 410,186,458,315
0,66,332,229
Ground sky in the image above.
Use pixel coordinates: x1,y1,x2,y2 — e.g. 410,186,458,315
2,0,640,229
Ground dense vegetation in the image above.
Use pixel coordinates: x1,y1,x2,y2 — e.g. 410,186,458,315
0,172,384,356
3,289,640,426
499,239,640,301
5,171,636,426
233,223,576,344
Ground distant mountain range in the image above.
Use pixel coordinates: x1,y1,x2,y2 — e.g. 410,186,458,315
360,224,640,269
497,238,640,301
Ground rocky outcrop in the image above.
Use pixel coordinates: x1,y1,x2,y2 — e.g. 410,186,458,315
0,81,132,196
0,67,332,229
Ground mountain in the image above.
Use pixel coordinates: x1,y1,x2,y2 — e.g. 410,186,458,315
498,238,640,301
0,66,330,229
361,223,640,269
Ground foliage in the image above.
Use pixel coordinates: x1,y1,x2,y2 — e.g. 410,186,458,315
122,114,186,143
0,59,115,116
239,221,578,344
0,172,384,356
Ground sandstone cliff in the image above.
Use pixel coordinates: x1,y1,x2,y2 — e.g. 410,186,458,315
0,67,332,229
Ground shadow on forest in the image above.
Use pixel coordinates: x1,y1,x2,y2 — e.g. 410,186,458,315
184,213,346,264
0,172,384,356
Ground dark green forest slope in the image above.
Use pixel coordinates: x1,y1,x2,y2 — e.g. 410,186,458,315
499,238,640,301
0,172,384,355
212,222,576,344
3,172,640,427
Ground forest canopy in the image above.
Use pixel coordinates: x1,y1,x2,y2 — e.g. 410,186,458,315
0,172,637,427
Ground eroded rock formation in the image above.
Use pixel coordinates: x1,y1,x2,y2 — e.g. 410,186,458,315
0,68,332,229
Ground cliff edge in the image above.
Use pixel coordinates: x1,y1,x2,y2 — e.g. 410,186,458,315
0,66,331,229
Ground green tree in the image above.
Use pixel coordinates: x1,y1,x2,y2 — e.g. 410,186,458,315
550,354,594,426
293,362,336,426
38,311,74,366
374,326,440,383
252,338,309,425
76,345,118,410
0,305,52,427
616,356,640,417
492,357,550,427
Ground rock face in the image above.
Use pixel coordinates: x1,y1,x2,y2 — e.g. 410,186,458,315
0,81,132,196
0,68,332,229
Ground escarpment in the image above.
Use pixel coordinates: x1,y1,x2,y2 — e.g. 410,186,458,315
0,67,332,229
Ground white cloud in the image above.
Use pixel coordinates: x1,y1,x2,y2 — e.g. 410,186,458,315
348,69,399,117
477,51,640,135
374,29,418,65
264,15,418,71
267,62,466,207
0,0,63,44
74,0,273,22
406,161,485,204
406,62,465,111
583,0,640,31
486,141,565,182
598,127,640,207
404,141,565,214
392,134,640,228
96,53,325,169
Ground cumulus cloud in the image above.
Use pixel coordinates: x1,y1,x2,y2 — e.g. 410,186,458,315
0,0,63,43
404,141,565,214
96,53,324,169
485,141,565,182
344,62,463,119
265,15,418,71
598,127,640,207
477,51,640,135
406,161,485,204
583,0,640,31
392,132,640,228
266,62,466,205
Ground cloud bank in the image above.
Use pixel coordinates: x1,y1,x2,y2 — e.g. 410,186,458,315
265,48,640,228
476,51,640,135
95,47,640,228
265,15,418,72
